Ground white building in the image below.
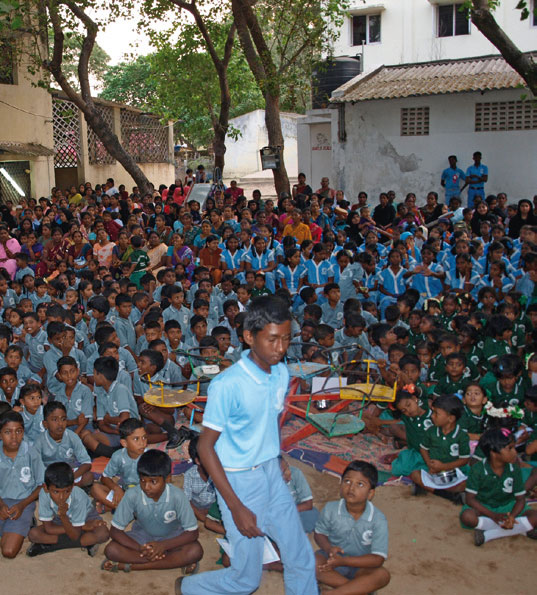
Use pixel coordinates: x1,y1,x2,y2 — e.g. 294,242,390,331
298,0,537,203
224,109,300,180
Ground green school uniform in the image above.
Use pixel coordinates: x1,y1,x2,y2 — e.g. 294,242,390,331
420,424,471,464
487,379,526,407
459,405,486,435
391,407,433,476
465,460,526,509
432,374,470,399
482,337,514,362
129,249,150,289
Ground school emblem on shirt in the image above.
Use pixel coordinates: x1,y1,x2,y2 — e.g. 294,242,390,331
39,421,45,433
509,398,519,407
37,344,45,354
65,448,74,460
75,399,82,411
119,361,125,370
449,443,460,457
336,312,343,320
164,510,177,523
20,466,31,483
423,419,433,430
361,530,373,546
502,478,514,493
112,402,119,414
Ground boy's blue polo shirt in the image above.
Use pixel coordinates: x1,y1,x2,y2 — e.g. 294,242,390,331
115,315,136,351
202,349,289,469
34,429,91,468
0,440,45,500
102,447,143,489
112,484,197,538
95,380,140,421
21,406,45,444
38,485,93,526
315,499,388,559
25,328,48,370
54,381,94,421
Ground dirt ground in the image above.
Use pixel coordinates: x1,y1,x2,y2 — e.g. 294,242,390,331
1,458,535,595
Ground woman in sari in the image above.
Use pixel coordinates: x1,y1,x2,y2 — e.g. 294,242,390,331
21,230,47,277
146,231,168,274
111,231,133,277
0,226,21,279
44,227,69,273
67,230,92,273
166,233,194,278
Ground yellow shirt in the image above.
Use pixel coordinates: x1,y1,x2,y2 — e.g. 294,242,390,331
282,223,312,244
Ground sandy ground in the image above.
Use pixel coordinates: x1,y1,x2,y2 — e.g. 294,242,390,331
1,459,535,595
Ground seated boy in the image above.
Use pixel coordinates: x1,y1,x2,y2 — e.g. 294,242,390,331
183,436,216,522
27,462,109,557
0,366,20,405
91,418,147,512
134,349,182,448
17,384,45,445
54,356,94,436
90,356,140,454
103,449,203,572
34,402,93,488
314,460,390,593
279,456,319,533
0,410,45,558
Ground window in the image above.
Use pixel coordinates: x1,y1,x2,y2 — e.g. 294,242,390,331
352,14,381,46
401,107,430,136
437,3,470,37
475,101,537,132
532,1,537,27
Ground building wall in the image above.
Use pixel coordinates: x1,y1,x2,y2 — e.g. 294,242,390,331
331,88,537,204
332,0,537,69
0,39,55,198
224,109,299,180
297,110,335,191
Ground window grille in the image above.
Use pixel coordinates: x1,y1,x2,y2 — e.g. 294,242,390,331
475,101,537,132
52,97,81,168
88,106,116,165
0,160,31,204
401,107,429,136
120,110,169,163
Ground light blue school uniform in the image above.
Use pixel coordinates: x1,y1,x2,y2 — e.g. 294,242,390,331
93,368,133,414
38,485,93,526
15,361,41,387
1,288,18,308
315,499,388,562
286,465,319,533
0,385,20,404
44,345,87,394
53,381,94,424
321,301,344,328
21,406,45,445
445,270,483,299
441,166,466,200
15,266,34,282
133,365,181,397
111,483,198,539
220,248,245,272
153,281,183,303
466,163,488,208
115,315,136,351
163,304,190,333
102,447,143,489
333,262,364,301
129,306,144,327
481,274,514,294
87,346,137,375
276,263,306,295
0,440,45,500
304,259,333,287
95,380,140,421
30,293,51,309
216,291,238,318
377,266,407,316
106,308,118,326
34,429,91,468
410,263,444,307
242,247,276,292
183,350,316,595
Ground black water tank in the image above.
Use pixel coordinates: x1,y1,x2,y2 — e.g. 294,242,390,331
312,57,362,109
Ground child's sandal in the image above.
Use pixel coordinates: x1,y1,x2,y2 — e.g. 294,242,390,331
181,561,199,576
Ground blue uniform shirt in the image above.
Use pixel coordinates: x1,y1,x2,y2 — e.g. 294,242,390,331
102,447,143,489
111,484,198,538
21,406,45,445
202,350,289,469
34,429,91,468
95,380,140,421
0,440,45,500
54,381,94,422
38,485,93,526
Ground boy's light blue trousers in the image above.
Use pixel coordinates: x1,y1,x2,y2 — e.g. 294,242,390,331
181,457,317,595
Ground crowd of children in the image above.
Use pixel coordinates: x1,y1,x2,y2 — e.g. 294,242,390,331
0,177,537,592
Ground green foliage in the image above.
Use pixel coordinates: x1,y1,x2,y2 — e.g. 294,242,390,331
100,55,157,108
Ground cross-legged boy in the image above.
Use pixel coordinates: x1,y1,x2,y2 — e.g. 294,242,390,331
27,462,109,557
178,295,317,595
103,449,203,572
314,460,391,594
0,410,45,558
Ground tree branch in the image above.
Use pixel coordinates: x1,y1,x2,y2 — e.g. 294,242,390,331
471,0,537,95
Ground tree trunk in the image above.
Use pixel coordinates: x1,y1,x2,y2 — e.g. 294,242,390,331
264,90,289,196
471,1,537,96
83,106,152,196
231,0,290,196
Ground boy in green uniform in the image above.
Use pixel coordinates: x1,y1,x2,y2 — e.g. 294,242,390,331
128,236,151,289
432,353,470,399
461,428,537,545
411,395,470,501
481,354,526,407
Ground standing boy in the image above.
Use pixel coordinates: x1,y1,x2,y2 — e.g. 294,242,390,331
178,295,316,595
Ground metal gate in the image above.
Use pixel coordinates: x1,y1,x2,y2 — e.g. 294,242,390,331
0,161,31,204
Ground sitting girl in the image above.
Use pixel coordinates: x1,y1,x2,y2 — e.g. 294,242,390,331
461,428,537,546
